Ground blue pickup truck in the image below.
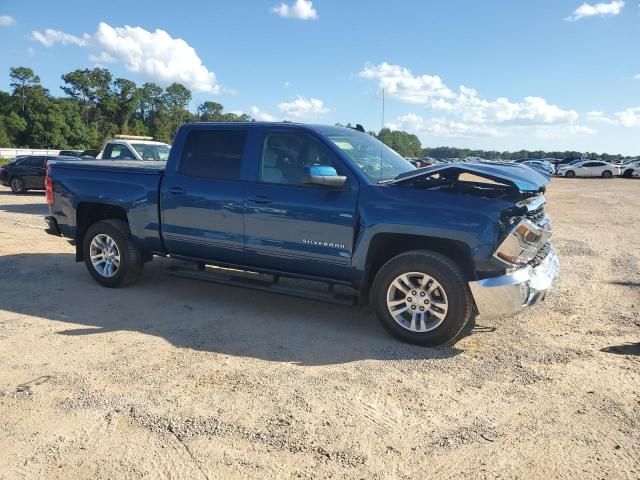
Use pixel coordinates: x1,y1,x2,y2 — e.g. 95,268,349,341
44,122,559,346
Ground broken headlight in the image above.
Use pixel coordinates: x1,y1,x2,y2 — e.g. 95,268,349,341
494,218,550,266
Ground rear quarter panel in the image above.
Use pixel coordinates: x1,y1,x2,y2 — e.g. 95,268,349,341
48,162,163,252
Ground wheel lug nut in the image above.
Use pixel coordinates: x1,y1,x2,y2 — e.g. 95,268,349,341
424,300,429,305
420,307,425,311
411,305,416,310
420,292,425,297
412,291,417,295
407,297,412,302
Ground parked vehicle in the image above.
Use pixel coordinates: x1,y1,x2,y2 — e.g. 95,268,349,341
58,150,83,157
0,155,83,193
44,122,559,346
620,160,640,178
556,161,621,178
522,160,555,176
96,135,171,161
80,149,101,159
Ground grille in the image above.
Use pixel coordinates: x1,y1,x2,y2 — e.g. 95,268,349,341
526,206,545,224
530,241,551,267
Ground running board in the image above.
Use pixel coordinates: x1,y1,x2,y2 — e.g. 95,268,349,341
165,264,358,307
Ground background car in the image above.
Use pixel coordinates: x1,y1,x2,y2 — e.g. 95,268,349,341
620,160,640,178
0,155,83,193
522,160,555,176
58,150,83,157
556,161,621,178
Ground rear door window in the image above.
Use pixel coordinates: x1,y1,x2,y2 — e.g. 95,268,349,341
180,129,248,180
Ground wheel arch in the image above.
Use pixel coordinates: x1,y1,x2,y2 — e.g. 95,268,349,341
358,232,475,304
75,203,128,261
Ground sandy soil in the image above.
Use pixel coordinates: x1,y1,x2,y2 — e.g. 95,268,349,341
0,179,638,479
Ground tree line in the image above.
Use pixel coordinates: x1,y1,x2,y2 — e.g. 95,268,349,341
0,66,250,150
0,66,636,162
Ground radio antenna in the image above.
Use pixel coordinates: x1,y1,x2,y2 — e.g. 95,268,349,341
379,88,385,181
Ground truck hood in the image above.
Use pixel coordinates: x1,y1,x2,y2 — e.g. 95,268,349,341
387,161,551,193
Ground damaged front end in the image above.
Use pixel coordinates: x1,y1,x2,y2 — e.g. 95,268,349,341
387,161,560,318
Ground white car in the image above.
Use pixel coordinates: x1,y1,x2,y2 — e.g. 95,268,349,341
96,135,171,162
556,161,621,178
620,160,640,178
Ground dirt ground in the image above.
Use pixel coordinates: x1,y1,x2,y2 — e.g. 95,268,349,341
0,178,638,479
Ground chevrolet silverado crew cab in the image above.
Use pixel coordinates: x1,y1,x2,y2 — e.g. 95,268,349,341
44,122,559,346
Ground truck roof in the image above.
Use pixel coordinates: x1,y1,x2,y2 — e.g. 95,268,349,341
181,121,358,136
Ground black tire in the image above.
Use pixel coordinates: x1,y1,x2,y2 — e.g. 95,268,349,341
565,170,576,178
623,169,633,178
601,170,612,178
370,250,473,346
83,219,144,288
10,176,27,194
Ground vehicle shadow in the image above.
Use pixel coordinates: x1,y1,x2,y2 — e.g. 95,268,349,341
609,281,640,288
0,189,44,196
0,202,49,215
0,253,487,366
601,343,640,357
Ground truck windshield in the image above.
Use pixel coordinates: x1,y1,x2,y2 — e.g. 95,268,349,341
324,131,415,182
131,143,171,161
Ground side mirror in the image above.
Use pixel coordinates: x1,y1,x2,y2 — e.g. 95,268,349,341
302,165,347,188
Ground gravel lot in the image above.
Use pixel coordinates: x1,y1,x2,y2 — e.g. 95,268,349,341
0,179,638,479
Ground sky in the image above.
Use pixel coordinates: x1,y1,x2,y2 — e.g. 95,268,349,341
0,0,638,154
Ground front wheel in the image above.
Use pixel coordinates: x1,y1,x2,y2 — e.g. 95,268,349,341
602,170,613,178
565,170,576,178
371,250,473,346
10,177,27,194
83,219,144,287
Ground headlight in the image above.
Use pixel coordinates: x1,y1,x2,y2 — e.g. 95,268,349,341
494,218,550,266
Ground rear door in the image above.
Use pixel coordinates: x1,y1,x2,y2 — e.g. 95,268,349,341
161,127,252,264
243,127,359,280
21,156,46,188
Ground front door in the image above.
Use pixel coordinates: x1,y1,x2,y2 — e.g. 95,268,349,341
243,128,358,281
161,128,250,264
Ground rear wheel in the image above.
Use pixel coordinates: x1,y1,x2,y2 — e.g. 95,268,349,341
623,169,633,178
602,170,613,178
565,170,576,178
83,219,143,287
371,250,473,346
10,177,26,194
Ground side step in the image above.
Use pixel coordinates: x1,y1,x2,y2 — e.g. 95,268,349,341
165,264,358,307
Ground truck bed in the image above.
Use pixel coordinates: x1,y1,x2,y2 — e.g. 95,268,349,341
47,160,166,253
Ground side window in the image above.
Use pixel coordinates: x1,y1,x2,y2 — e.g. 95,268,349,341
180,129,247,180
22,157,44,167
105,144,135,160
259,132,338,185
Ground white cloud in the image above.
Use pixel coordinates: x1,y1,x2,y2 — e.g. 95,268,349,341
616,107,640,127
278,96,329,119
565,1,624,21
0,15,15,26
31,28,90,47
31,22,220,93
634,74,640,80
586,110,618,124
586,108,640,127
358,62,454,104
359,62,578,131
88,51,116,64
387,113,503,138
272,0,318,20
93,22,219,93
250,106,277,121
432,88,579,125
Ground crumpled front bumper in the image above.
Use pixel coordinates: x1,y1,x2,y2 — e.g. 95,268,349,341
469,247,560,318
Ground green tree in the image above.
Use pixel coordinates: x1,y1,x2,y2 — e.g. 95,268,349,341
9,67,41,113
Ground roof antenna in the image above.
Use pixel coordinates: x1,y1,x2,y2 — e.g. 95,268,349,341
379,88,385,181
